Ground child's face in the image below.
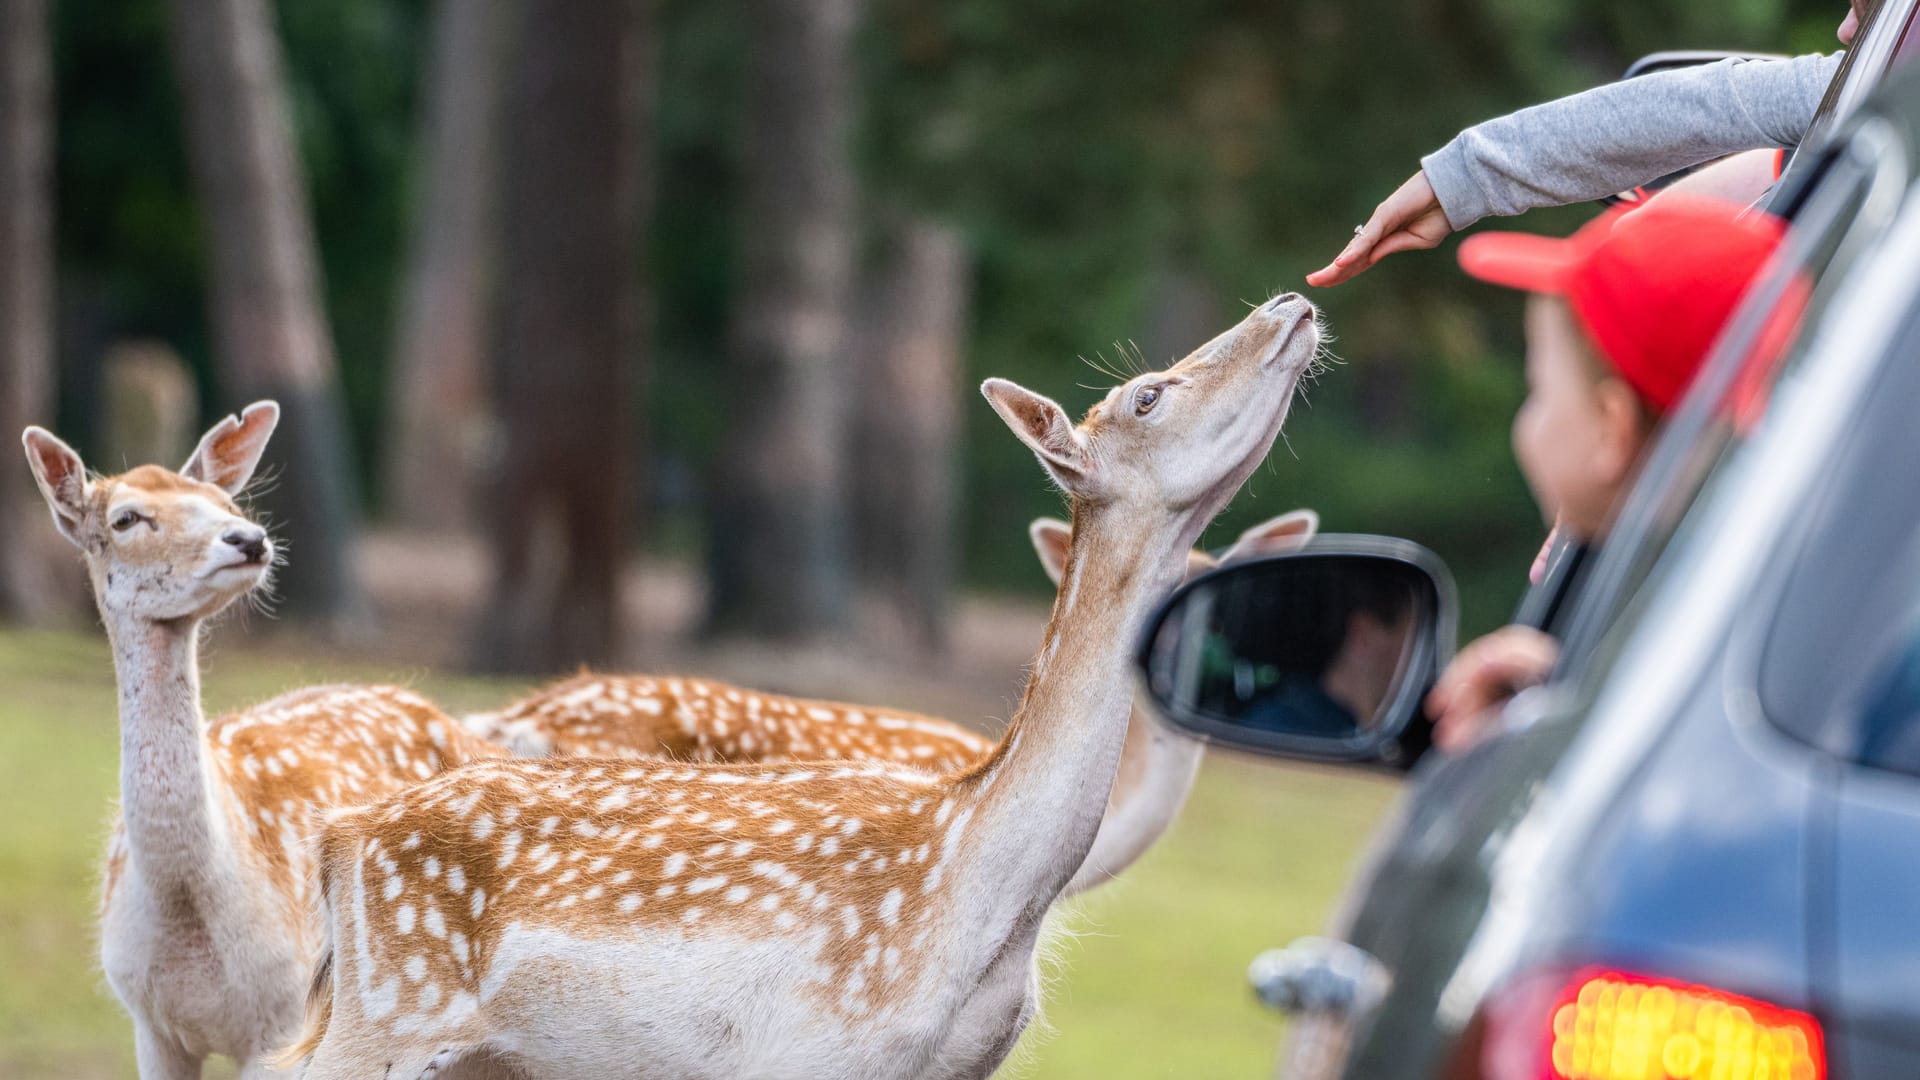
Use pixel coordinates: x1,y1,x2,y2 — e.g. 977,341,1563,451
1512,297,1649,540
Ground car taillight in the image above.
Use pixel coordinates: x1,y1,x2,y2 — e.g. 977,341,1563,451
1482,967,1825,1080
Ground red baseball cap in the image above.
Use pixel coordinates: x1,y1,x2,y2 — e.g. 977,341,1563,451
1458,195,1791,414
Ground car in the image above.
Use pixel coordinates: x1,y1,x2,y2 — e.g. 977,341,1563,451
1132,8,1920,1077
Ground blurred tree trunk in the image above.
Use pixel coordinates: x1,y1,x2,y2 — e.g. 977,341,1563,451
0,0,60,621
384,0,512,532
166,0,367,630
851,214,968,652
472,0,648,674
704,0,859,642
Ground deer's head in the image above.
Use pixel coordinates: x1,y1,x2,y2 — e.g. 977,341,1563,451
21,402,280,624
984,293,1318,541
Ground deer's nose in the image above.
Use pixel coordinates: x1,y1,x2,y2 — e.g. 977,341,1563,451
223,527,268,563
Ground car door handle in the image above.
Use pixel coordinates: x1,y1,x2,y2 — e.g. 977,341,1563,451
1249,936,1391,1017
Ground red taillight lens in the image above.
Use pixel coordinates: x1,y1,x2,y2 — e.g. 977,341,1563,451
1484,968,1825,1080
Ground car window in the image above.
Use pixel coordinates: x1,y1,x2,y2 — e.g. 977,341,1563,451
1755,279,1920,771
1554,128,1899,686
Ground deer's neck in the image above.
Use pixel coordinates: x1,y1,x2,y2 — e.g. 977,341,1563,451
1061,711,1206,898
107,617,234,896
953,503,1189,908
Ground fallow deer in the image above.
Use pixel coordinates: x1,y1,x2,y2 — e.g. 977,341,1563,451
1032,508,1319,894
285,293,1322,1080
468,509,1317,902
21,404,506,1080
464,674,992,772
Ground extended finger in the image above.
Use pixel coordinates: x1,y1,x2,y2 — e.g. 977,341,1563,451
1365,229,1441,266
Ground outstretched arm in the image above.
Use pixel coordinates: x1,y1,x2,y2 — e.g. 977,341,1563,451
1310,51,1841,287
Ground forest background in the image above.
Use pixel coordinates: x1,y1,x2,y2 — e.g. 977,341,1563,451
0,1,1850,1074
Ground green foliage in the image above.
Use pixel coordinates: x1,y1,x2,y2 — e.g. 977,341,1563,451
51,0,1852,631
857,0,1829,633
53,0,424,487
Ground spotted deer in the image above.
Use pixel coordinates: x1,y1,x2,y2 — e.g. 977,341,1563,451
284,293,1321,1080
1032,508,1319,894
464,675,992,772
20,404,506,1080
470,508,1318,902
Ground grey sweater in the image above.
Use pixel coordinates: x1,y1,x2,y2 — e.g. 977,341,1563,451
1422,52,1844,231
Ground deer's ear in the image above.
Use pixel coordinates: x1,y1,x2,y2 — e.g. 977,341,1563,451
982,379,1090,490
1220,508,1319,564
21,427,91,546
1028,517,1072,585
182,401,279,495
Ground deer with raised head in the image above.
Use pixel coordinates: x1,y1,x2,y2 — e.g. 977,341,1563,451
284,293,1321,1080
469,508,1318,900
1031,508,1318,894
20,404,506,1080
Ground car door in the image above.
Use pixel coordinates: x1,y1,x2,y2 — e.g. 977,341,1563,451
1739,244,1920,1076
1271,62,1920,1080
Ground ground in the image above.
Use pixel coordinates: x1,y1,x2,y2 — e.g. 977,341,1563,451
0,552,1399,1078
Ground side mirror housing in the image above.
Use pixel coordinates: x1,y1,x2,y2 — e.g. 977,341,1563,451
1135,536,1457,766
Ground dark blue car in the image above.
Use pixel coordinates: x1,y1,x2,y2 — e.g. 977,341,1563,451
1135,10,1920,1077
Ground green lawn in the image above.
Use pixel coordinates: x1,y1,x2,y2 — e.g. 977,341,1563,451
0,626,1399,1079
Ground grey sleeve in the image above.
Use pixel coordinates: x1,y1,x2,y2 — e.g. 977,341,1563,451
1422,51,1843,231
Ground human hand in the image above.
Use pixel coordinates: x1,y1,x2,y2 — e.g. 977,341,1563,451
1306,171,1453,288
1530,522,1561,585
1426,625,1559,753
1647,148,1780,208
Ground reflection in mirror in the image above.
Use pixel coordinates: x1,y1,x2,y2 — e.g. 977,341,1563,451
1141,551,1442,758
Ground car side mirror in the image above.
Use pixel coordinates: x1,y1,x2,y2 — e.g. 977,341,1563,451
1599,50,1790,208
1135,536,1457,765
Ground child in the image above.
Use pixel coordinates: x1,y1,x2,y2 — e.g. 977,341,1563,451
1308,0,1865,288
1425,195,1791,751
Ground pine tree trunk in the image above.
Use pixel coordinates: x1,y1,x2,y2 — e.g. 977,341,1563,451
165,0,367,629
0,0,62,621
704,0,860,642
472,0,649,675
851,214,969,652
383,0,512,532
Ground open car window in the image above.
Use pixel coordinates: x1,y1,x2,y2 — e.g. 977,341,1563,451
1556,116,1911,691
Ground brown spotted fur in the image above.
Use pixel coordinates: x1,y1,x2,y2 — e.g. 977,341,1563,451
470,673,991,771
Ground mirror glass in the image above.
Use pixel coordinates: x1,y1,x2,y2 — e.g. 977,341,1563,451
1140,550,1444,759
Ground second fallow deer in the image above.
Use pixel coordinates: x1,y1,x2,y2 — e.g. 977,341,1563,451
463,510,1316,899
1032,508,1319,894
284,293,1322,1080
465,674,992,772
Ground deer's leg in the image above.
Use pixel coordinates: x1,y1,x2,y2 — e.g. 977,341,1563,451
132,1022,201,1080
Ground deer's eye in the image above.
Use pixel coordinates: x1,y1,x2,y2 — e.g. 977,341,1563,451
1135,385,1162,416
111,510,143,532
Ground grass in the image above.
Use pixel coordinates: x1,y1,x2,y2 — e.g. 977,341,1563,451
0,625,1399,1079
